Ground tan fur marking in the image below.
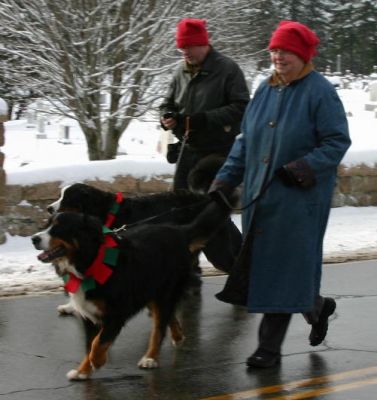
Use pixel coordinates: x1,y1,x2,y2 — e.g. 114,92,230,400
76,354,93,376
89,330,112,369
169,317,184,344
143,303,162,361
91,299,106,314
189,239,207,252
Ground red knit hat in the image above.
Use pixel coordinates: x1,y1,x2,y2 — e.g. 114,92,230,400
268,21,320,63
176,18,209,49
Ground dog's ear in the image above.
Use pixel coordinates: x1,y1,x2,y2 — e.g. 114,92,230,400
74,214,104,272
78,185,115,220
82,214,104,245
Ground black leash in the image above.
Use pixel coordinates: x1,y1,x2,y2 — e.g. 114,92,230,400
174,116,190,170
113,198,211,233
116,115,273,232
216,176,276,212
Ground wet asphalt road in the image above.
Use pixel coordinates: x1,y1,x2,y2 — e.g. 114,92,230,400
1,259,377,400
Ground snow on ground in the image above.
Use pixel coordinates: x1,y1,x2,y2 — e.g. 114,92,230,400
1,88,377,295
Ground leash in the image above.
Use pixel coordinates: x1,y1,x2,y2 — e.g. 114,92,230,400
115,176,274,233
175,116,190,170
215,175,276,212
112,197,211,233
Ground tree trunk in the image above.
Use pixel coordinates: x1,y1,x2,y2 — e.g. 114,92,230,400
103,119,131,159
80,125,104,160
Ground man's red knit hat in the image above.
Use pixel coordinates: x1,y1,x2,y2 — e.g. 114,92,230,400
176,18,209,49
268,21,320,63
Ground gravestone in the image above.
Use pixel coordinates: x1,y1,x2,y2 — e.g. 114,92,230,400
365,82,377,112
370,82,377,102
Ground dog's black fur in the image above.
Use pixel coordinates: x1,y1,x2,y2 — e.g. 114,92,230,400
48,184,210,228
187,154,226,194
48,186,212,316
48,181,239,275
32,196,235,380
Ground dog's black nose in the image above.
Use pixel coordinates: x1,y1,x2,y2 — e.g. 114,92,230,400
31,235,41,247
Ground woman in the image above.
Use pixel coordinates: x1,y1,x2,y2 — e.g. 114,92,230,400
210,21,351,368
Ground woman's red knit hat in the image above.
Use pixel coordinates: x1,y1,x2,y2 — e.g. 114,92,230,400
176,18,209,49
268,21,320,63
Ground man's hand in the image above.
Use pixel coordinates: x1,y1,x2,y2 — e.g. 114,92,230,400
161,116,177,130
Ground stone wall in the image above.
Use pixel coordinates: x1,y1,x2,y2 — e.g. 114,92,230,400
335,164,377,206
5,175,172,237
3,163,377,238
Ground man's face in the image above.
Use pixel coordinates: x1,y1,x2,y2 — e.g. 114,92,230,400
179,45,209,65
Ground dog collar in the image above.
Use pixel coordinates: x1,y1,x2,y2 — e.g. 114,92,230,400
105,192,123,228
63,226,120,293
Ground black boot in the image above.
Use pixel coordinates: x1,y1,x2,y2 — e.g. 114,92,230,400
309,297,336,346
246,348,281,368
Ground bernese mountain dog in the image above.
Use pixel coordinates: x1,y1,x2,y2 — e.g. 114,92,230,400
31,195,235,380
47,185,212,315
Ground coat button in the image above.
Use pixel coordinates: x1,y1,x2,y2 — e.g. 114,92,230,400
268,121,275,127
263,156,270,164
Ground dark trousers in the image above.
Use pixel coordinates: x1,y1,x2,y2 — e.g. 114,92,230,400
173,145,242,273
258,296,325,354
173,145,202,191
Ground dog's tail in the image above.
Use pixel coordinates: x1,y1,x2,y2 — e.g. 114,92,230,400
187,154,226,194
183,191,238,253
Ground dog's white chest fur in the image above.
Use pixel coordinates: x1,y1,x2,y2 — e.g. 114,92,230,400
70,289,102,324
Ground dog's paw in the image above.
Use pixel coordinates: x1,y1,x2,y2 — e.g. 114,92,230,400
57,302,75,315
137,356,159,369
66,369,90,381
172,335,186,347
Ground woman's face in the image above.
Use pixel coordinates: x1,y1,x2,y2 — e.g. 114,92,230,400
270,49,305,83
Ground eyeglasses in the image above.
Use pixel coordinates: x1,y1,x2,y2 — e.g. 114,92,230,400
269,49,294,57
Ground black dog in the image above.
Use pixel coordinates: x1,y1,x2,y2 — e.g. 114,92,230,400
32,196,235,380
48,185,212,314
48,184,210,229
48,182,240,274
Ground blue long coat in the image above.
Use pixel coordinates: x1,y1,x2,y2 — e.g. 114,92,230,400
216,70,351,313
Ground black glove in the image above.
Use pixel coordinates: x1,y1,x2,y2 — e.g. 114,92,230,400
276,159,316,189
166,142,181,164
187,112,207,131
162,111,178,120
160,111,182,131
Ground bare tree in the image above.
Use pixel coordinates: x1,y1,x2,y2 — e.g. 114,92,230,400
3,0,312,160
0,0,183,160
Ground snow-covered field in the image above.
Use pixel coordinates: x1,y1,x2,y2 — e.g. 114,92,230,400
1,88,377,296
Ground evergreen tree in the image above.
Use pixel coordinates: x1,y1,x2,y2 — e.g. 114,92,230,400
329,0,377,74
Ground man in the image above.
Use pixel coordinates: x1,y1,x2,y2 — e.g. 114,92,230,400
160,18,250,274
160,18,249,189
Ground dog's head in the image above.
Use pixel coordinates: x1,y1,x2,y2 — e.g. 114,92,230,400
32,212,104,277
47,183,114,219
